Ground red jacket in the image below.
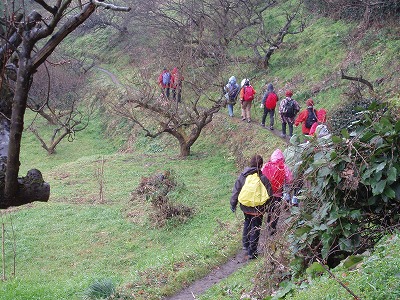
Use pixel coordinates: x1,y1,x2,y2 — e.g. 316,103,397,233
295,107,318,134
261,149,293,197
171,67,184,88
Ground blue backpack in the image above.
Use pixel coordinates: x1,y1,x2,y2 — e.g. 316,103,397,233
162,72,171,85
228,83,239,99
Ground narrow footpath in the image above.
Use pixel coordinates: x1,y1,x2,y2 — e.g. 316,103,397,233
162,250,248,300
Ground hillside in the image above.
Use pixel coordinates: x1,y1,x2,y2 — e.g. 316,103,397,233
1,1,399,300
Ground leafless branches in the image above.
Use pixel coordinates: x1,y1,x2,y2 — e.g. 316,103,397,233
0,0,130,204
250,1,307,68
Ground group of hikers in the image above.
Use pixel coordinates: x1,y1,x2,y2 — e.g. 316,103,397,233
226,76,331,260
158,71,328,139
224,76,328,138
158,67,184,102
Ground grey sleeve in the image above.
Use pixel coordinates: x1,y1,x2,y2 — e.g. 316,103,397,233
230,174,245,208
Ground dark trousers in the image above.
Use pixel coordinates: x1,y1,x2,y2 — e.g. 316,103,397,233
282,122,294,136
261,107,275,127
266,197,281,233
162,87,170,99
242,213,263,256
172,86,182,102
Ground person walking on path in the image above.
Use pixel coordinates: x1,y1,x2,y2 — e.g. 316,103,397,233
158,67,171,99
230,155,273,259
279,90,300,138
260,83,279,130
239,79,256,123
261,149,293,235
171,67,184,102
224,76,240,117
309,108,327,136
295,99,318,135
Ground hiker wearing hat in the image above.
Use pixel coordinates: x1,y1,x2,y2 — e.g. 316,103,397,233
295,99,318,135
278,90,300,138
239,79,256,123
261,149,293,235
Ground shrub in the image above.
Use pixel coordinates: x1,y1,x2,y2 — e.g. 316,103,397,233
288,101,400,270
82,279,116,300
133,170,194,227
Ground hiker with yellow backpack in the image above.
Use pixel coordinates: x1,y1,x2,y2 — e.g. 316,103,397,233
230,155,273,260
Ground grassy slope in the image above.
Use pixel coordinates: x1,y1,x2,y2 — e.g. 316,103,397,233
1,3,399,300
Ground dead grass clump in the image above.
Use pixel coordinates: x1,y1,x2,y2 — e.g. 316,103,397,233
133,170,194,227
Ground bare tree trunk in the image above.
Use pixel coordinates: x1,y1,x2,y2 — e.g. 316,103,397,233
179,142,191,157
4,62,31,203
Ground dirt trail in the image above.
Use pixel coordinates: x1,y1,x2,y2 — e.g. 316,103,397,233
162,250,248,300
163,221,282,300
96,67,122,86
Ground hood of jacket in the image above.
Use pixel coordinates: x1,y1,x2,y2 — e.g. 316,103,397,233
228,76,237,85
317,109,327,122
242,166,260,177
267,83,274,92
270,149,285,164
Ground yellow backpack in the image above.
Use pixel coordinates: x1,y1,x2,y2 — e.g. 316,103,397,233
238,173,270,207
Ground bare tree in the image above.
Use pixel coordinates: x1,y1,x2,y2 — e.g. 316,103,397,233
133,0,277,61
112,68,225,157
250,1,307,68
27,61,93,154
0,0,130,207
103,0,280,157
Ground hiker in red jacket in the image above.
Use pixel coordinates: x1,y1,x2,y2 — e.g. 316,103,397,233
262,149,293,234
295,99,318,135
171,67,184,102
260,83,279,130
158,67,171,99
239,79,256,123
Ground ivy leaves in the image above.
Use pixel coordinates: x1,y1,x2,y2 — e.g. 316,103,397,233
289,101,400,268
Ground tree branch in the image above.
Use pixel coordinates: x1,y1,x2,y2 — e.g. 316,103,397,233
341,69,374,92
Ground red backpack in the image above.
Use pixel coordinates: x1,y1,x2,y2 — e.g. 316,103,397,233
265,92,278,109
243,86,255,101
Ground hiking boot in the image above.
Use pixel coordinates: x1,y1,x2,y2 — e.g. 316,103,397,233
260,123,265,127
242,117,246,121
247,119,251,123
248,252,260,260
269,126,274,130
280,133,286,138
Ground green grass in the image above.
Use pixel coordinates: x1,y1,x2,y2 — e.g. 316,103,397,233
2,1,400,300
2,112,250,299
283,234,400,300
